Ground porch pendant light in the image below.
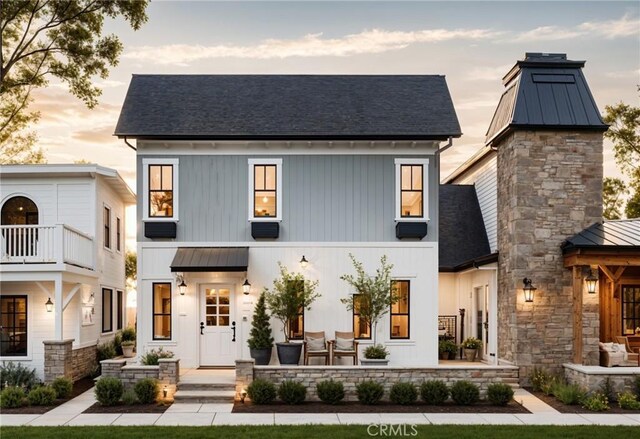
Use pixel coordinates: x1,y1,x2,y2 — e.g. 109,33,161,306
45,297,54,312
300,256,309,269
585,269,598,294
522,278,536,303
242,279,251,295
178,279,187,296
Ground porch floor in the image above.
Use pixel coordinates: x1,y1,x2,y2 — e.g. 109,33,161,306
180,368,235,385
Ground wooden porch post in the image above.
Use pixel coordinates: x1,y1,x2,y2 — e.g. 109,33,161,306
572,266,583,364
54,274,63,340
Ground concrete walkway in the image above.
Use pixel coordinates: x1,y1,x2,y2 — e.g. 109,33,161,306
2,386,640,427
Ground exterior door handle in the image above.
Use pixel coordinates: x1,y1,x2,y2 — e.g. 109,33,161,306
231,321,236,342
200,321,204,335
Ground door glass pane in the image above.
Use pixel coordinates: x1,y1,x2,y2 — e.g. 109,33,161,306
206,316,217,326
219,305,230,315
218,291,230,304
206,306,217,315
218,316,230,326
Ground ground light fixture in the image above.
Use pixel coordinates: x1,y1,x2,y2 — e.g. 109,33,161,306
178,278,187,295
522,278,536,303
45,297,54,312
163,385,168,399
240,388,247,403
242,279,251,295
300,255,309,269
585,269,598,294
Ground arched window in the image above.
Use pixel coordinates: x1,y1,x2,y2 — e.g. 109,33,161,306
1,196,38,225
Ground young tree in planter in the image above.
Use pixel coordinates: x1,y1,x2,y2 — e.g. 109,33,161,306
340,254,398,353
247,291,274,365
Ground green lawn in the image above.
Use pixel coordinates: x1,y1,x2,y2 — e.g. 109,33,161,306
2,426,639,439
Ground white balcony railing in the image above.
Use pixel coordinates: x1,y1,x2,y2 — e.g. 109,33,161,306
0,224,94,270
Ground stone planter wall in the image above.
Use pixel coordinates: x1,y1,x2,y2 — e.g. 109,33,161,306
564,364,639,394
236,360,519,402
70,344,98,381
100,358,180,399
43,339,74,383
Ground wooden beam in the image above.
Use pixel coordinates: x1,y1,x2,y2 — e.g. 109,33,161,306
599,265,616,282
565,254,640,267
613,266,627,280
62,284,82,311
573,266,583,364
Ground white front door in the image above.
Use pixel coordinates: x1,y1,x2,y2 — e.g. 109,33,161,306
199,284,236,366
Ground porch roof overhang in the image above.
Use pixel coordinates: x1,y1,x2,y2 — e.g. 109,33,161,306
170,247,249,272
562,220,640,267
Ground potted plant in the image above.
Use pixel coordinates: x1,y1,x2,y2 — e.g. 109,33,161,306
265,263,320,365
462,337,482,362
247,291,274,365
121,326,136,358
340,254,398,366
439,339,457,360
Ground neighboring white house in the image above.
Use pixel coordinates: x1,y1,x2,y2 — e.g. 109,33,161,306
0,164,135,381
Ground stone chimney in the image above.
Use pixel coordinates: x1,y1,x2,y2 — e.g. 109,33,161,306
486,53,607,379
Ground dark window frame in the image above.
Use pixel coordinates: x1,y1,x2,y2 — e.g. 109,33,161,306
152,282,172,340
622,285,640,335
253,164,278,218
116,217,121,252
0,295,28,357
400,164,424,218
102,288,113,333
148,164,174,218
103,206,111,249
116,290,124,330
352,294,372,340
390,280,410,339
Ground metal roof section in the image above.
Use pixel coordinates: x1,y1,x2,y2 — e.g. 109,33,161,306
114,75,462,140
561,220,640,252
170,247,249,272
485,53,608,146
442,146,495,184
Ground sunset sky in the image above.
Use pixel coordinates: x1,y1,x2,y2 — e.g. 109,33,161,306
29,1,640,246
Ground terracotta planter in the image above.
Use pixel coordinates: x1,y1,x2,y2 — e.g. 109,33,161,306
464,348,477,362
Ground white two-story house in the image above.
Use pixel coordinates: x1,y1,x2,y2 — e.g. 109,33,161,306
0,164,135,381
115,75,461,367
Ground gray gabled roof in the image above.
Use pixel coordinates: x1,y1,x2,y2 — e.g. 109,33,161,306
114,75,461,140
486,53,608,145
561,220,640,252
439,184,493,271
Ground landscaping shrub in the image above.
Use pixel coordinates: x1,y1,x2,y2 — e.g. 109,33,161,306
122,389,138,405
529,366,551,392
450,380,480,405
553,383,586,405
247,379,276,405
95,377,124,406
487,383,514,406
356,380,384,405
363,345,388,359
0,386,26,408
134,378,158,404
581,392,609,412
114,331,123,356
0,362,39,391
121,326,136,342
140,347,174,365
316,380,344,405
634,375,640,398
96,340,117,362
390,382,418,405
51,377,73,399
278,380,306,405
618,392,640,410
27,386,57,406
420,380,449,405
599,377,616,402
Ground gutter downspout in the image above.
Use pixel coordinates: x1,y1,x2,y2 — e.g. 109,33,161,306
437,137,453,155
123,136,137,151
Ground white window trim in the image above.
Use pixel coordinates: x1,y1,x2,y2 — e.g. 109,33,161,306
116,217,122,254
103,203,112,251
248,158,283,222
142,158,179,222
394,158,429,222
0,293,32,361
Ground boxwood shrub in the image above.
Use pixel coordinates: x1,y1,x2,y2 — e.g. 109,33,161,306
134,378,158,404
278,380,306,405
316,380,344,405
0,386,26,408
420,380,449,405
247,379,276,405
389,382,418,405
450,380,480,405
95,377,124,406
487,383,514,406
51,377,73,399
356,380,384,405
27,386,57,406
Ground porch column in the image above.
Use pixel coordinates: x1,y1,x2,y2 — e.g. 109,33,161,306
54,274,63,340
572,266,583,363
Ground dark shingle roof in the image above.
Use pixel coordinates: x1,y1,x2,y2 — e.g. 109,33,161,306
561,220,640,252
170,247,249,272
439,185,492,271
486,53,608,145
114,75,461,140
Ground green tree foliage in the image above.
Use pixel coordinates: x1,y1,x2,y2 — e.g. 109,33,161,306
125,251,137,282
247,291,274,350
602,177,628,220
1,0,149,162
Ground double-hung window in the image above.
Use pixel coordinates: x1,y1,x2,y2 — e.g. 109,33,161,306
102,288,113,333
143,159,179,221
153,283,172,340
116,217,122,252
103,206,111,249
390,280,410,339
395,159,429,221
248,158,282,221
0,296,27,356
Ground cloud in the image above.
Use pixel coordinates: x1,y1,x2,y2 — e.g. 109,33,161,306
124,27,503,65
465,65,512,81
512,14,639,42
72,125,117,144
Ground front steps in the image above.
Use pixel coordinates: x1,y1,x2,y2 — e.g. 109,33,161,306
173,370,236,403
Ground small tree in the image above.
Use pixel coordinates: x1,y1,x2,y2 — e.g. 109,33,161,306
248,291,274,350
340,254,398,346
264,263,320,343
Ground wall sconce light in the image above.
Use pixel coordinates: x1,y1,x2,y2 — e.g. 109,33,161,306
300,255,309,269
163,385,168,399
242,279,251,295
240,388,247,403
585,269,598,294
178,278,187,296
45,297,54,312
523,278,536,303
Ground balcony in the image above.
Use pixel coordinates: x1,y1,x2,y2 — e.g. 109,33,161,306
0,224,94,270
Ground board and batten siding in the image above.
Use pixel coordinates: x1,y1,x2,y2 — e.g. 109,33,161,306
454,155,497,253
137,154,439,243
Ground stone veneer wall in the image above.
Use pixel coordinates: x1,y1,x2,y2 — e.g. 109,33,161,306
70,345,98,381
43,339,73,383
100,358,180,400
236,361,519,402
564,364,638,394
496,131,603,382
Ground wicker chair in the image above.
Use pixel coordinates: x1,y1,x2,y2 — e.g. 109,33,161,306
615,336,640,355
303,331,330,365
329,331,359,365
